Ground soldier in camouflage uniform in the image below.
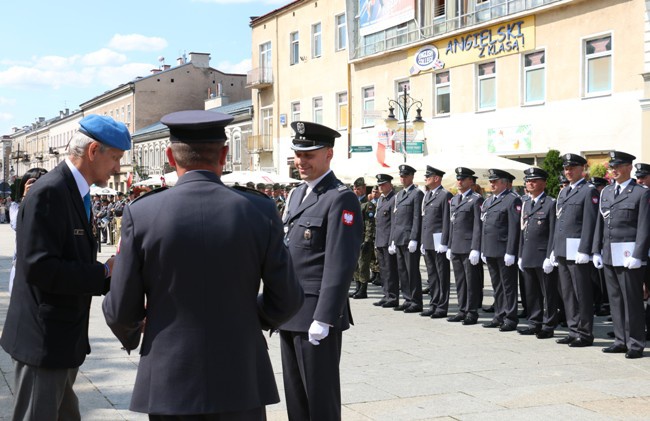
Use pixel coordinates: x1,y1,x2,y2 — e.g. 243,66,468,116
369,185,381,285
350,177,377,299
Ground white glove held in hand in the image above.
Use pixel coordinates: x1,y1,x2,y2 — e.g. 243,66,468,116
592,253,603,269
504,254,515,267
550,251,558,267
542,258,554,274
469,250,480,266
624,256,642,270
308,320,330,345
446,249,451,261
388,241,396,255
408,240,418,253
575,252,590,265
420,244,426,255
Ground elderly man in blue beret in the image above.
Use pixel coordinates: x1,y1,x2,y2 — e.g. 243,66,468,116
1,114,130,420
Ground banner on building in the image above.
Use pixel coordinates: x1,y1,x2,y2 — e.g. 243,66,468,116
359,0,415,36
487,125,532,154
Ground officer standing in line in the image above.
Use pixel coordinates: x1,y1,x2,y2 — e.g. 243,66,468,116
446,167,484,325
389,164,425,313
372,174,400,308
350,177,376,299
419,166,453,318
368,185,382,285
280,121,363,421
592,151,650,359
552,153,599,347
634,163,650,340
517,168,559,338
590,176,610,317
480,169,522,332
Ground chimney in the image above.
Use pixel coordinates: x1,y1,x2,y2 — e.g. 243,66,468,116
188,52,210,68
177,56,186,66
162,64,171,71
151,68,162,74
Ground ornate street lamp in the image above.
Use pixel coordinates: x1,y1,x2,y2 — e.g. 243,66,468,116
385,85,425,162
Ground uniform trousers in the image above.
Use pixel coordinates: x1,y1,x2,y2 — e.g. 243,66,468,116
603,264,646,352
521,267,559,332
423,249,450,314
148,407,265,421
486,257,519,327
395,245,423,307
12,359,80,421
280,330,343,421
450,253,481,318
353,242,373,283
557,257,594,341
376,247,399,302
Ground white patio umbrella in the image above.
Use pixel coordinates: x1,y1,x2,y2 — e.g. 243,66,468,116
220,171,300,186
90,185,118,196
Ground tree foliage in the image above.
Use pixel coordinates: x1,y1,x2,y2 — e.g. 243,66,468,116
541,149,563,198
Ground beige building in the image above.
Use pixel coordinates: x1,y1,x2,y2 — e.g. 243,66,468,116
250,0,650,180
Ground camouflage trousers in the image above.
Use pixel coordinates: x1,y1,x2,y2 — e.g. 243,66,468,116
354,242,374,283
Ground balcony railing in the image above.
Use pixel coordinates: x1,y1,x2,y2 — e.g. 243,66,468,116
246,67,273,89
247,134,273,152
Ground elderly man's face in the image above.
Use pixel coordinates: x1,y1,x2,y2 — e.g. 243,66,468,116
89,142,124,187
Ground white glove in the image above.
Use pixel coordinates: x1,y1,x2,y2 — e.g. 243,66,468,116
550,251,558,267
575,252,590,264
388,241,396,255
420,244,426,255
481,253,487,264
436,244,448,254
624,256,642,270
542,258,554,274
308,320,330,345
518,258,523,272
504,254,515,267
408,240,418,253
469,250,480,266
592,253,603,269
445,249,451,261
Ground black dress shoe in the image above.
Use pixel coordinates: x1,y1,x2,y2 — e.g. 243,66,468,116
625,349,643,359
556,336,575,344
499,324,516,332
394,303,410,311
373,299,387,307
447,314,465,322
404,305,423,313
431,312,447,319
482,305,495,313
568,338,593,348
602,344,627,354
420,309,435,317
482,320,502,328
462,317,477,325
536,330,554,339
381,300,398,308
517,327,540,335
606,331,615,338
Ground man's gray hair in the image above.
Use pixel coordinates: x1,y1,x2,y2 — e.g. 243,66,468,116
67,131,107,157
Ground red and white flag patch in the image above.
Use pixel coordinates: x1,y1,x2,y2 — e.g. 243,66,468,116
342,210,354,226
592,197,599,204
515,205,521,213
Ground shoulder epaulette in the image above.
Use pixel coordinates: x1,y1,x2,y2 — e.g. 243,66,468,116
232,185,272,199
471,192,481,197
130,186,168,205
337,183,349,192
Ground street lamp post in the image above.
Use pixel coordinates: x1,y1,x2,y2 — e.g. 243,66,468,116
385,85,425,162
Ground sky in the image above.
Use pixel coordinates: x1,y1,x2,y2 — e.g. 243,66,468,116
0,0,288,136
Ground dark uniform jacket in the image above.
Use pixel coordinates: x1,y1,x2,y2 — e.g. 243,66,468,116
374,190,396,248
390,184,424,246
592,180,650,265
102,171,303,415
1,161,107,369
480,190,522,258
518,193,556,268
280,171,363,332
421,186,452,250
448,191,484,254
360,196,376,246
552,179,599,258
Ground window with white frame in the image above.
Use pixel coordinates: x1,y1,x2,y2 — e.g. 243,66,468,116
362,86,375,127
313,97,323,124
336,14,347,51
312,23,322,58
584,35,612,96
290,31,299,65
435,71,450,115
523,50,545,104
291,102,301,122
233,131,241,163
477,62,496,110
260,42,272,82
337,92,348,130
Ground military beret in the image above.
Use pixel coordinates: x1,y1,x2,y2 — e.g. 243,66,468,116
424,165,445,177
399,164,416,176
376,174,393,185
590,177,608,187
487,169,515,181
290,121,340,151
562,153,587,167
161,110,234,143
353,177,366,187
608,150,636,166
635,163,650,177
455,167,475,180
523,167,548,181
79,114,131,151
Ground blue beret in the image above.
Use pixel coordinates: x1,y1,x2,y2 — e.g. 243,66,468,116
161,110,234,143
79,115,131,151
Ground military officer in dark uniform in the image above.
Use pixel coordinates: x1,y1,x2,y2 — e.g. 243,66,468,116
447,167,484,324
592,151,650,359
634,163,650,340
373,174,400,308
552,153,599,347
517,168,559,338
388,164,424,313
351,177,376,299
480,169,522,331
369,185,382,285
103,111,303,420
419,166,452,318
280,121,363,421
590,176,610,316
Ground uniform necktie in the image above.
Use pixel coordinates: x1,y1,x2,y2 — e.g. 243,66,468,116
83,192,91,222
566,186,572,196
614,185,620,198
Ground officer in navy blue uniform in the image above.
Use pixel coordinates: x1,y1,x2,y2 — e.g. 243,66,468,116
280,121,363,421
103,111,303,420
372,174,400,308
419,166,453,318
552,153,599,347
389,164,425,313
517,168,559,338
592,151,650,359
480,169,522,331
447,167,484,324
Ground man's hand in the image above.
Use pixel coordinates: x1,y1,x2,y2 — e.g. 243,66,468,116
469,250,480,266
543,258,554,274
575,252,590,265
308,320,330,345
592,253,603,269
504,254,515,267
436,244,448,254
624,256,642,270
388,241,397,255
408,240,418,253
